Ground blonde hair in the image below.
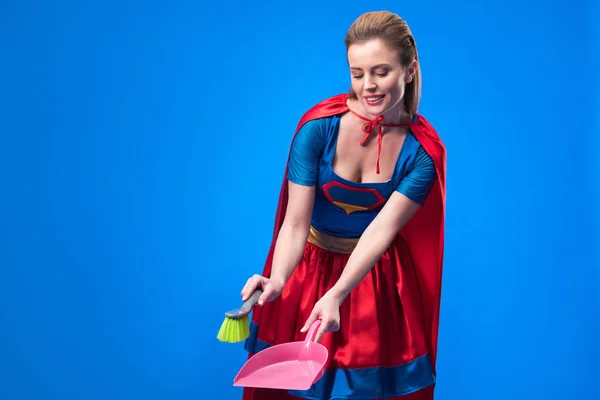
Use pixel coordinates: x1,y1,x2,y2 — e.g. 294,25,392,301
345,11,421,116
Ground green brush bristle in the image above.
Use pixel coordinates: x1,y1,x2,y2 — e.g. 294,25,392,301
217,315,250,343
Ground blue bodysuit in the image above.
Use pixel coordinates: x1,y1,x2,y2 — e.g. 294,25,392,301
287,115,437,238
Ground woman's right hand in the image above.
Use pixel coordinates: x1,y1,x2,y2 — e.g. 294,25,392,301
241,274,285,306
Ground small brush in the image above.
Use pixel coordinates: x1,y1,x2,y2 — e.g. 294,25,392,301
217,289,263,343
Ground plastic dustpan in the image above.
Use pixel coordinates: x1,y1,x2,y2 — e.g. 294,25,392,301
233,320,328,391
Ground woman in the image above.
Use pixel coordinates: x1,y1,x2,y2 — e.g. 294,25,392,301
240,10,446,400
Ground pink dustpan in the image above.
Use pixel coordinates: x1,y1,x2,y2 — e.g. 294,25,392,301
233,320,328,391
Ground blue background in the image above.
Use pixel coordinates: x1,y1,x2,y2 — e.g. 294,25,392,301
1,0,598,399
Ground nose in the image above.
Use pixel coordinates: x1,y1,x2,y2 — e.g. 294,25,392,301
364,75,377,91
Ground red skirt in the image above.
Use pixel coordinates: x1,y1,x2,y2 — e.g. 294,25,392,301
243,235,436,400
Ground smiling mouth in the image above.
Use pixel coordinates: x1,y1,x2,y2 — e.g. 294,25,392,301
365,95,385,105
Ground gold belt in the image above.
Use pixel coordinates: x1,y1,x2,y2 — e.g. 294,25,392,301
307,226,359,254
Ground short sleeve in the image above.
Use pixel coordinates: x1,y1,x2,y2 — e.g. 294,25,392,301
396,146,437,205
286,119,327,186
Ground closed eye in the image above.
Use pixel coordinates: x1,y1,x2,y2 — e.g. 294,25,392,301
351,72,388,79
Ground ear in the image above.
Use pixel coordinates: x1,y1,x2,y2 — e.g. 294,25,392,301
405,59,418,83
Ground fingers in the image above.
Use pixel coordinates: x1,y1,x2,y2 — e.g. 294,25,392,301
300,309,318,333
300,316,327,342
315,318,340,342
241,278,254,301
258,286,273,306
301,313,340,343
315,322,328,343
241,274,263,301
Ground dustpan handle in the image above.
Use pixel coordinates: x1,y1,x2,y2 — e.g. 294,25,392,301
304,319,322,343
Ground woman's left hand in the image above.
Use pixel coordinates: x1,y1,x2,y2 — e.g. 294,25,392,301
300,292,343,342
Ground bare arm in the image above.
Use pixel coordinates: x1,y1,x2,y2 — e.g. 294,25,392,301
269,181,315,286
301,191,422,338
241,118,325,305
242,180,315,304
326,191,421,303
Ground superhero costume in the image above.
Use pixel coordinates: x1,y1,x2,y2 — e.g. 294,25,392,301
243,94,447,400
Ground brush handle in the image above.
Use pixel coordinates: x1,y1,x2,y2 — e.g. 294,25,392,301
224,289,263,319
240,289,263,314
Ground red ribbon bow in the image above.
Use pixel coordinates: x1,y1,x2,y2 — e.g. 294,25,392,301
349,110,410,174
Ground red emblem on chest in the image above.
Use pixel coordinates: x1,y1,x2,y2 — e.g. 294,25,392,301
322,181,385,215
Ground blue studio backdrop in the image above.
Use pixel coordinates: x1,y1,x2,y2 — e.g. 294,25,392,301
1,1,598,399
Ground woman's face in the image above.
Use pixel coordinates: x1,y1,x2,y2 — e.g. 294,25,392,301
347,39,415,119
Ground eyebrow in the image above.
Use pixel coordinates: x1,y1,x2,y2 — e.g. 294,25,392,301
350,64,392,71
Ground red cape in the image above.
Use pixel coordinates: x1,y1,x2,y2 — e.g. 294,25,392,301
260,93,446,373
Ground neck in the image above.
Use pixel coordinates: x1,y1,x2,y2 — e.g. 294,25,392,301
347,98,411,125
